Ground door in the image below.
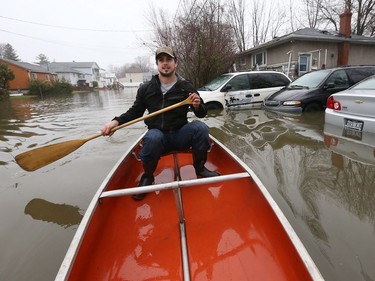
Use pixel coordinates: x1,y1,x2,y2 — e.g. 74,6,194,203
224,74,253,107
298,54,311,76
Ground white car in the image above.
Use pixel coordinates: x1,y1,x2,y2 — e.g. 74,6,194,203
325,75,375,135
198,71,291,110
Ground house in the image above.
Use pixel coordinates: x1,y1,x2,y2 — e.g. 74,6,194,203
0,58,57,92
43,63,85,86
99,72,123,89
118,66,152,87
235,9,375,79
46,61,101,87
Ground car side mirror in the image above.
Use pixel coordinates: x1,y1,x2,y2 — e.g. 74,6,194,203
325,83,335,89
221,85,232,92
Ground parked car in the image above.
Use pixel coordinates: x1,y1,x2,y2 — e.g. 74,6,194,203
325,75,375,137
198,71,291,110
263,66,375,114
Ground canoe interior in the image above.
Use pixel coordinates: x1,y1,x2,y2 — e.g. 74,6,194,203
66,140,313,281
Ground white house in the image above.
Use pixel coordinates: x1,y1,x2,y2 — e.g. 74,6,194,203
46,62,101,87
99,72,121,88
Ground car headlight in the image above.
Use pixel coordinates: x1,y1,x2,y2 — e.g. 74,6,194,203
282,101,302,106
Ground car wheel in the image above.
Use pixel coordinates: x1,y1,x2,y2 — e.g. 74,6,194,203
206,102,223,111
304,103,322,112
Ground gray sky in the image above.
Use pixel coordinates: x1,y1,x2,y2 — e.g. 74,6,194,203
0,0,180,70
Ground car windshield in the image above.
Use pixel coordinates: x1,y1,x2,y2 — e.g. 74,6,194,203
198,74,233,91
289,70,331,88
351,76,375,90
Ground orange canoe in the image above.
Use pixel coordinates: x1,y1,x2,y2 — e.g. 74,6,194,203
55,134,324,281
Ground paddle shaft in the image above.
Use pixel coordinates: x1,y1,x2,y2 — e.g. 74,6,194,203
15,96,193,171
85,96,193,142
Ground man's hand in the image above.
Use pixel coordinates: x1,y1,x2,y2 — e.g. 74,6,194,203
101,120,119,136
189,92,201,109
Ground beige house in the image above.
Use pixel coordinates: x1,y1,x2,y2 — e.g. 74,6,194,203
235,10,375,80
119,66,153,87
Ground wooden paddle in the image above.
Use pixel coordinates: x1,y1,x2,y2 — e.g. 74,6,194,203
15,96,194,171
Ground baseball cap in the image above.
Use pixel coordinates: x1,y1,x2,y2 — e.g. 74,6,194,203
155,46,175,59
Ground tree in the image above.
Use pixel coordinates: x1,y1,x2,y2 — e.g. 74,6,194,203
1,43,20,61
133,56,153,72
227,0,248,52
250,0,288,46
310,0,375,36
35,53,50,65
0,63,15,90
149,0,237,87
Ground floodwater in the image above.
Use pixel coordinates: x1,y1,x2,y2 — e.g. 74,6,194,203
1,89,375,281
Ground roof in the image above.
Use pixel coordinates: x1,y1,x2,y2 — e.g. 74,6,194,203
0,58,55,74
45,62,83,74
51,62,101,69
241,27,375,55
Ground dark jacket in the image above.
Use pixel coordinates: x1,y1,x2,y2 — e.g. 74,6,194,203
113,74,207,131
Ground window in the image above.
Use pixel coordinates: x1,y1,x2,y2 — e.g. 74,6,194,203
346,67,375,84
226,74,250,91
298,55,310,73
45,74,49,81
326,70,349,88
253,52,266,67
32,73,37,80
250,73,290,89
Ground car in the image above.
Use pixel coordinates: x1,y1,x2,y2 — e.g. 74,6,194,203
263,66,375,114
325,75,375,137
198,71,291,110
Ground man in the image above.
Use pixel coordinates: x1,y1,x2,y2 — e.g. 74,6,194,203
101,46,219,200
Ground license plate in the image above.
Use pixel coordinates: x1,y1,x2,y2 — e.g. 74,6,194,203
344,119,363,131
343,127,362,141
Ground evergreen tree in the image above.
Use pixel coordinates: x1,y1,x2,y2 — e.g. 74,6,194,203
2,43,20,61
35,53,50,65
0,62,15,89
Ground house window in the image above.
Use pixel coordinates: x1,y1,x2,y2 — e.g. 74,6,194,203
298,54,311,75
253,52,266,67
32,73,37,80
45,74,49,81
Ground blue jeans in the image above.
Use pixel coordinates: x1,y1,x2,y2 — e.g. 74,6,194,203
139,121,210,163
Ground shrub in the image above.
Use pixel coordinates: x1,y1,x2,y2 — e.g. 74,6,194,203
28,79,73,96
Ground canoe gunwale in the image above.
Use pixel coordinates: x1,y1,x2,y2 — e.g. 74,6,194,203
55,134,146,281
99,172,251,199
209,135,325,281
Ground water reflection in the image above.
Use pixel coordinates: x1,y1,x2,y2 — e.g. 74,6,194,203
24,198,83,228
209,108,375,246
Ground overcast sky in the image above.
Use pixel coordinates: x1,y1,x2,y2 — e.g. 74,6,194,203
0,0,180,70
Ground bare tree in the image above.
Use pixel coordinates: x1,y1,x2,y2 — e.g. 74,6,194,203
315,0,375,36
301,0,324,28
250,0,288,46
133,56,152,72
227,0,248,52
148,0,237,87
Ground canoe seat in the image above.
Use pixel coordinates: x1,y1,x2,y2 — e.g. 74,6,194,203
132,140,214,161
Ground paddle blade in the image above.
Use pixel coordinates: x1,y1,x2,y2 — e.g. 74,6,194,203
15,139,88,171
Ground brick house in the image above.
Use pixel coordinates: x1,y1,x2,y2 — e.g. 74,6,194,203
0,58,57,92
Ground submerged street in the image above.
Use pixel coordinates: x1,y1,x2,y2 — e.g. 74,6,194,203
1,89,375,281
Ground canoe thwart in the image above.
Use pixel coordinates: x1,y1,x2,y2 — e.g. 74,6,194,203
99,172,251,199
